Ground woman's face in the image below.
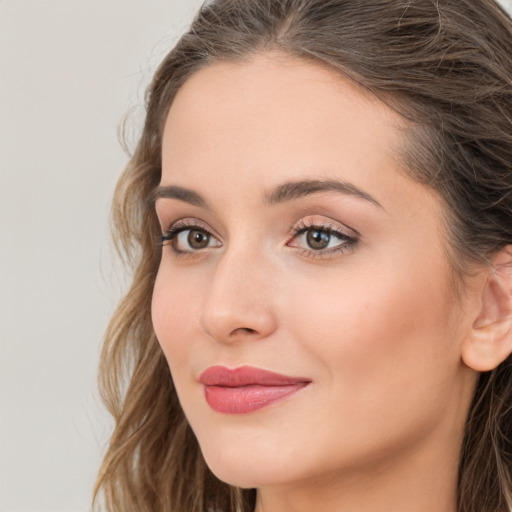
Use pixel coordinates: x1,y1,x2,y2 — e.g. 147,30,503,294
152,54,477,491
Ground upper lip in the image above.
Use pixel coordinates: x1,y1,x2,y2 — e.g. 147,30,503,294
198,365,311,387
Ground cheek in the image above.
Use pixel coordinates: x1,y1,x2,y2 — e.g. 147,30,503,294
267,258,467,471
287,253,462,398
151,266,199,365
151,265,209,425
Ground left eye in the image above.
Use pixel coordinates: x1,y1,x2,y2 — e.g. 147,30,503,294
291,226,355,252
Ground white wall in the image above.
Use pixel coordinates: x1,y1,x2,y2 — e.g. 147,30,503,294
1,1,511,511
0,1,202,511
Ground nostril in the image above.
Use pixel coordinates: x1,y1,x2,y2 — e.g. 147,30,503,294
231,327,257,336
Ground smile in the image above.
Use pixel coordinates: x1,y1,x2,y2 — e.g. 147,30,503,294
198,365,311,414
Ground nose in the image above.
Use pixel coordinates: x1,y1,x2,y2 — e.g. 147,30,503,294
199,247,278,344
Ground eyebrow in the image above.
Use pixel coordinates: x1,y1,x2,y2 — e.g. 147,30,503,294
150,185,209,208
151,179,382,209
265,179,383,208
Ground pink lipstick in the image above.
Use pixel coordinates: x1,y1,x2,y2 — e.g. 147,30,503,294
198,365,311,414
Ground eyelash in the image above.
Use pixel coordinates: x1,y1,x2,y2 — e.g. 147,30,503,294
161,219,217,256
288,220,358,259
160,219,358,259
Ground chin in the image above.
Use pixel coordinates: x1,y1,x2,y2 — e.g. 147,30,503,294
205,460,268,488
199,441,291,489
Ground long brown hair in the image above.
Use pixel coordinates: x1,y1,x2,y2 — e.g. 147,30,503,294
94,1,512,511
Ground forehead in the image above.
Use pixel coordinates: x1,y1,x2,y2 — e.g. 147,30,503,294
163,54,403,167
160,53,422,213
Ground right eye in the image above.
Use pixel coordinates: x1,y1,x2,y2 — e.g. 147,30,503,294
162,224,222,254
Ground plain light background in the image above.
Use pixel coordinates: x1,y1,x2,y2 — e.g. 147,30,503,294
1,1,512,511
0,1,202,511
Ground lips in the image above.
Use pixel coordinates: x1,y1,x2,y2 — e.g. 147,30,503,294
198,365,311,414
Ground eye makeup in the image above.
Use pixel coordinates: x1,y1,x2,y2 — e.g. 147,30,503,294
160,214,359,261
287,218,358,259
161,218,222,255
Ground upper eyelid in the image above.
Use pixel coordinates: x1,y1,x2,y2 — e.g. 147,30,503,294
162,218,217,236
162,224,214,239
289,224,356,246
290,217,358,238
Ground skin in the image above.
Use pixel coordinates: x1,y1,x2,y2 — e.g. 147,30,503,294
151,54,481,512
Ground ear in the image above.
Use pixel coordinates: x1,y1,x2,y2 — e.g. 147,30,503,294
462,246,512,372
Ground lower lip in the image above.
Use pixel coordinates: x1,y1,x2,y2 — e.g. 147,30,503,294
204,383,309,414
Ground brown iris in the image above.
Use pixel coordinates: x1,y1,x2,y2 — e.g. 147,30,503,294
306,229,331,250
188,229,210,249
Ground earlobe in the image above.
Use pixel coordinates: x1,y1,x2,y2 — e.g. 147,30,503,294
462,246,512,372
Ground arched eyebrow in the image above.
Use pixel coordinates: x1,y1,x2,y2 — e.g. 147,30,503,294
150,185,208,208
150,179,382,209
264,179,383,208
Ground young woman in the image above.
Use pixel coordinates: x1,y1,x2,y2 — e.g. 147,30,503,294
94,1,512,511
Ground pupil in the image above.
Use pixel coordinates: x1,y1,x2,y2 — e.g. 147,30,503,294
188,230,209,249
307,229,330,250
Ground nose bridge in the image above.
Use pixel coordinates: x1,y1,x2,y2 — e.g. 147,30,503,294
199,239,277,343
